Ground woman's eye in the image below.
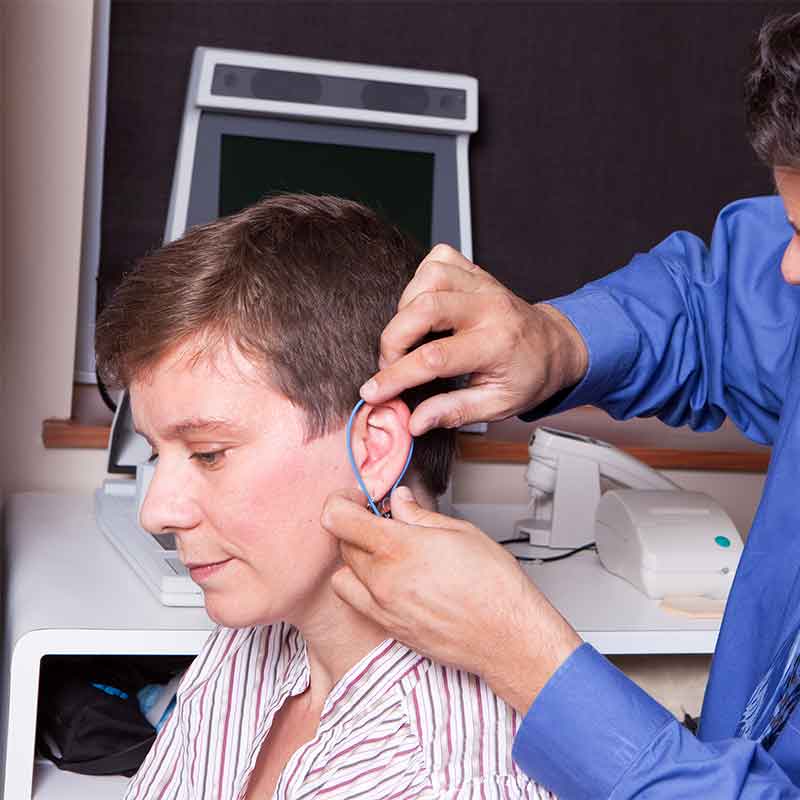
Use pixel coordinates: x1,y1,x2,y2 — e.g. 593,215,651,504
147,451,159,464
190,450,225,467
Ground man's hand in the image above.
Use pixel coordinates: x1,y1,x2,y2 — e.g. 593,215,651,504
322,485,583,713
359,244,589,436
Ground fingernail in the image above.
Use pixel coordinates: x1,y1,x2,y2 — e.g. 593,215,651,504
360,378,377,399
393,486,413,502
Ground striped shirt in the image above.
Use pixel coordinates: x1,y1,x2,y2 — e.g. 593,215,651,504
124,623,556,800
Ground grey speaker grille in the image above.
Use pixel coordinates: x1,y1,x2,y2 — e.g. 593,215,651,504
211,64,466,120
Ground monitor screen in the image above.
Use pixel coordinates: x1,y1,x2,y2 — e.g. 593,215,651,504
219,134,435,249
184,113,462,254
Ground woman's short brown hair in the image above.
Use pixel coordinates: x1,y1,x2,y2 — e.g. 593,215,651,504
95,193,455,495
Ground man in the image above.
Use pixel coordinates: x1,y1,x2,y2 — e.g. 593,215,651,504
322,11,800,798
95,194,553,799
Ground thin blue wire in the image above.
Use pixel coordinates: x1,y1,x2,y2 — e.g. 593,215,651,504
346,398,414,517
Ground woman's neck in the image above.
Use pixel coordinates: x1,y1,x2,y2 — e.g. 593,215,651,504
288,575,389,710
287,477,436,710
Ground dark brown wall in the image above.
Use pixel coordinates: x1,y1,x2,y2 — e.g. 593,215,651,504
99,1,794,310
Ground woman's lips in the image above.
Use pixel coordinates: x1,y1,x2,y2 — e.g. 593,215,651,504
186,558,233,584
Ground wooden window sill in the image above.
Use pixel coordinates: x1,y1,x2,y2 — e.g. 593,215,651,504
42,418,111,450
456,435,769,471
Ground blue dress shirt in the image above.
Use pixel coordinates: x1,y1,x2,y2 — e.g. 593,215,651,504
512,196,800,797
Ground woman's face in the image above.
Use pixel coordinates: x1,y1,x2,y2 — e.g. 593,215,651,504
131,338,352,629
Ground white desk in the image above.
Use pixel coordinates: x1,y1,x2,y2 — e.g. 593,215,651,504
1,493,214,800
451,502,722,654
1,493,723,798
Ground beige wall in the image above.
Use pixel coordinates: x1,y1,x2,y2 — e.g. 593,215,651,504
1,0,107,496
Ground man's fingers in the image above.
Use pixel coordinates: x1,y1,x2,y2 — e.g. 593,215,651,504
363,328,498,417
332,487,365,504
427,243,484,271
330,565,387,622
338,539,382,585
406,383,512,435
397,257,494,316
321,489,385,553
378,290,494,369
390,486,462,530
420,244,489,282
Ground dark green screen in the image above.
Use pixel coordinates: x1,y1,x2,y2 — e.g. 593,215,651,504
219,134,434,249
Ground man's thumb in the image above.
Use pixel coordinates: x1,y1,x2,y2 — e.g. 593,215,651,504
390,486,441,528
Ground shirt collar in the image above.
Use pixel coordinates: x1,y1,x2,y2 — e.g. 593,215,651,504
316,638,426,731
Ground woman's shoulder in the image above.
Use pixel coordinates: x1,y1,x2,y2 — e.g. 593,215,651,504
411,660,522,733
407,661,547,794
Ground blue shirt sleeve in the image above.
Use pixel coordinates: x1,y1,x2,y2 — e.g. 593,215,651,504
521,196,799,447
513,197,800,796
512,644,800,799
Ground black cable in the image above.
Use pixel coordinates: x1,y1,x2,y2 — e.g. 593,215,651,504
95,368,118,414
503,540,597,564
497,536,529,546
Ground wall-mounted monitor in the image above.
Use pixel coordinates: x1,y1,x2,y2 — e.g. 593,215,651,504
166,47,478,252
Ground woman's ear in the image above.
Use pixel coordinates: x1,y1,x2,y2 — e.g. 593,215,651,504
350,399,412,503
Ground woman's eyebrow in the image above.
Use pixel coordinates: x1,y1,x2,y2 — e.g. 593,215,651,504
160,417,244,439
133,417,245,444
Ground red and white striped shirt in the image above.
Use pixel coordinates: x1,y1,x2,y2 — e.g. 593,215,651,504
124,623,555,799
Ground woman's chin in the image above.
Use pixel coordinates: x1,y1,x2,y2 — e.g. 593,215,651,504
203,594,275,629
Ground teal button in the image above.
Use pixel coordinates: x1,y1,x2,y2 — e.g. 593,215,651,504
715,535,731,548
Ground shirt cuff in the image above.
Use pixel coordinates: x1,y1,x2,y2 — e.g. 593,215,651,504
511,643,674,800
520,289,639,421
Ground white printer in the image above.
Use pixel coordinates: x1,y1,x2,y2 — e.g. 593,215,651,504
595,488,742,600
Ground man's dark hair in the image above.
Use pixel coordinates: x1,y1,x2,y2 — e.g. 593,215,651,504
95,194,455,496
746,11,800,168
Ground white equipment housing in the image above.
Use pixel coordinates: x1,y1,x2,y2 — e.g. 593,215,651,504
514,427,743,600
595,489,742,599
515,426,678,549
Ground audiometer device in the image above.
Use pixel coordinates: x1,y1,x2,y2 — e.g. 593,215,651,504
514,427,744,601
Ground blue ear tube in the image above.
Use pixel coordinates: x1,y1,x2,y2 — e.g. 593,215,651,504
346,398,414,517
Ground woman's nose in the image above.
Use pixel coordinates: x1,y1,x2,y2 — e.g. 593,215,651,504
138,459,200,536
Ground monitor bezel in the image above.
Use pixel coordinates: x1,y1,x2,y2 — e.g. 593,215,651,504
165,47,476,255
